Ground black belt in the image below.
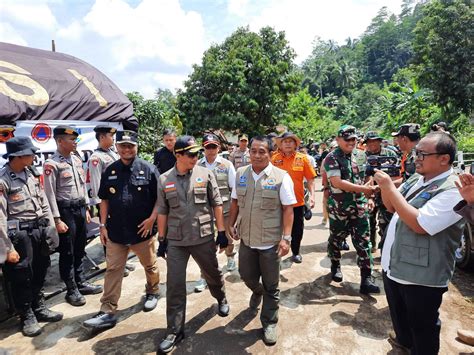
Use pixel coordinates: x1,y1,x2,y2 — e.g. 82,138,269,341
19,220,39,231
57,199,86,209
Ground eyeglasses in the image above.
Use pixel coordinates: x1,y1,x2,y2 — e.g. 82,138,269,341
415,150,446,160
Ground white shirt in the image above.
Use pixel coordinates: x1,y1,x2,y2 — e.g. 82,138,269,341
306,154,317,170
201,156,236,190
382,168,463,287
231,163,296,250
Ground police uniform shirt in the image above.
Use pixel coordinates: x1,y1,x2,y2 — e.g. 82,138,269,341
87,148,119,205
154,147,176,174
381,168,462,286
0,165,54,252
98,157,159,245
199,156,236,192
43,152,90,218
230,163,296,250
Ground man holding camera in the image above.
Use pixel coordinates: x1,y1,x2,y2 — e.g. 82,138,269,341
0,137,62,337
376,132,464,354
363,131,398,251
324,125,379,294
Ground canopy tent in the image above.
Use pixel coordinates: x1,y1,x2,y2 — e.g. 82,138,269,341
0,42,137,130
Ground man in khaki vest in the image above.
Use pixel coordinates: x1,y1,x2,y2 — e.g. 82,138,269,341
194,133,237,292
227,135,295,346
229,133,250,169
156,135,230,354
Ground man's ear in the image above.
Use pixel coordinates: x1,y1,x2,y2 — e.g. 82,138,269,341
440,154,450,166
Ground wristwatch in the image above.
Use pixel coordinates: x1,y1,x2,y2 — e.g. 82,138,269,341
99,223,106,228
282,235,292,242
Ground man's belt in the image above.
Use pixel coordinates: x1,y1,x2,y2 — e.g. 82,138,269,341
19,220,39,231
57,199,86,209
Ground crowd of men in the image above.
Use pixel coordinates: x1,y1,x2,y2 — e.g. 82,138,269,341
0,121,472,354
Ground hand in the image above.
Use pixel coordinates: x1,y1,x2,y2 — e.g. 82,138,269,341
6,250,20,264
367,199,375,212
227,225,240,241
99,227,108,246
310,196,315,209
138,216,156,238
56,220,69,234
455,173,474,204
216,231,228,253
157,239,168,259
86,209,91,224
277,240,290,257
373,169,394,190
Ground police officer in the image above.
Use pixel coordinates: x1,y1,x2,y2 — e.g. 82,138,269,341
229,133,250,169
154,128,177,174
324,125,380,294
83,130,161,330
87,125,135,276
363,131,398,251
227,135,296,345
194,134,237,292
156,136,230,353
0,137,62,337
43,125,102,307
392,123,420,185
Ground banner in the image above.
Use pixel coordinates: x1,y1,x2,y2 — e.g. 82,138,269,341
0,120,122,171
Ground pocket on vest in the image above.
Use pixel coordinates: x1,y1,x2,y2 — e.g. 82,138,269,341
194,187,207,204
399,244,429,267
166,190,180,208
237,188,246,208
262,218,280,242
198,214,214,238
166,218,182,240
261,189,278,210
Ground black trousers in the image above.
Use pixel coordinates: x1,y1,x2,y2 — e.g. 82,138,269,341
291,206,305,256
383,271,447,355
3,228,50,311
58,205,87,285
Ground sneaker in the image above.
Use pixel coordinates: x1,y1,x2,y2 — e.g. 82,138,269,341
291,254,302,263
226,257,237,271
78,282,103,295
158,332,185,353
143,294,159,312
249,292,262,310
65,288,86,307
263,326,277,345
194,278,207,293
83,311,117,330
125,263,136,271
217,298,230,317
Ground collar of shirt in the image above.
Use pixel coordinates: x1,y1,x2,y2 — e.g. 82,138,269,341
281,151,297,159
251,163,273,182
415,168,454,188
5,165,28,182
176,166,193,177
203,156,222,169
117,157,137,171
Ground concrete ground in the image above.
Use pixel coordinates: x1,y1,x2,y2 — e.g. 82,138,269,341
0,179,473,354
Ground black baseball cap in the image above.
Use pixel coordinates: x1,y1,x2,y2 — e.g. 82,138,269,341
174,135,202,154
116,130,138,145
94,125,117,134
53,125,79,138
391,123,420,137
202,134,220,147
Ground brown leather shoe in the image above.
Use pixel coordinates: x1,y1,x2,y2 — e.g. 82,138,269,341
457,329,474,346
388,331,410,353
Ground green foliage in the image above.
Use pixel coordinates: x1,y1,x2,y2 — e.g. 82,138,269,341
177,26,301,135
413,0,474,115
127,90,182,159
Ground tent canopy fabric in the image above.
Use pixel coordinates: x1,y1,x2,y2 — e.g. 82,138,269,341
0,42,137,130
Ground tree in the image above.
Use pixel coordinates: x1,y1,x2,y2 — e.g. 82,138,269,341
413,0,474,116
177,27,301,135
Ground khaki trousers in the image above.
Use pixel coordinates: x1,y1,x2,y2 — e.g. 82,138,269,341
100,237,160,314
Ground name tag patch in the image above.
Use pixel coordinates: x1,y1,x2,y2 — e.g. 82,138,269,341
108,176,118,180
263,185,277,190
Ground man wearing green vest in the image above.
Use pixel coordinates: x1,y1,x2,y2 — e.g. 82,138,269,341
228,136,296,346
376,132,464,354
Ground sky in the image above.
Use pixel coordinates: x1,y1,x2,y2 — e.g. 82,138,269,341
0,0,403,98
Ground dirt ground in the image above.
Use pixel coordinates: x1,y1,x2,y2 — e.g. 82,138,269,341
0,179,473,354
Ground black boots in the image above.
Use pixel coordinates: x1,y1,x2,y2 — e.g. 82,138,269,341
330,261,343,282
19,308,41,337
65,280,86,306
360,269,380,294
33,294,63,322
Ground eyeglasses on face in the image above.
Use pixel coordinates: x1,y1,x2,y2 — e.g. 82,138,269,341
415,150,446,160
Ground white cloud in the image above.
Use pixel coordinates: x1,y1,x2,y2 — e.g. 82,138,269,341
0,1,58,30
57,20,83,40
0,23,28,46
227,0,249,17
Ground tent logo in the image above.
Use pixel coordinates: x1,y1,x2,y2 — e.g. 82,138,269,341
31,123,52,143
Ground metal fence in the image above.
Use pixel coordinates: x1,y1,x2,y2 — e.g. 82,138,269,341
454,151,474,173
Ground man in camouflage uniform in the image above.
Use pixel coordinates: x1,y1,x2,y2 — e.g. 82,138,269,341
44,126,103,307
363,131,399,251
229,134,250,169
324,125,380,294
392,123,420,185
194,133,237,292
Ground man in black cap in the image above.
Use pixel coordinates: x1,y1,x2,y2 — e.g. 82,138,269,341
87,125,135,277
44,125,103,307
156,135,229,353
0,137,62,337
154,128,177,174
392,123,420,185
83,130,161,330
363,131,398,252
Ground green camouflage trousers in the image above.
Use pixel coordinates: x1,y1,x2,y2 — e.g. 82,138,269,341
327,196,373,271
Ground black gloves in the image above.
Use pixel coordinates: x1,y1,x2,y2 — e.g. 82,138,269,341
157,238,168,258
216,231,229,250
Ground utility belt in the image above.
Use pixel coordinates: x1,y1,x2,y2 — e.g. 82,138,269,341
18,217,49,231
7,217,59,256
57,198,86,209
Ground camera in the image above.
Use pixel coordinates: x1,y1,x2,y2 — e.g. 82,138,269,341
365,155,400,177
